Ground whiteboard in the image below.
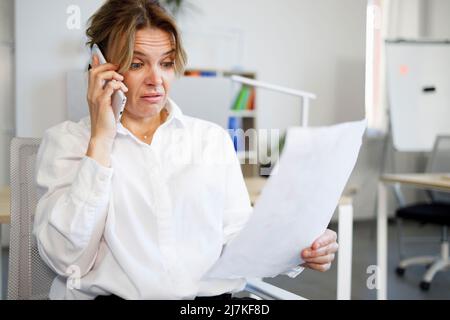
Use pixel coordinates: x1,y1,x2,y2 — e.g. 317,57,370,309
386,40,450,152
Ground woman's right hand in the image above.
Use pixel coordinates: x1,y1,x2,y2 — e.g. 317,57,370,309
87,54,128,142
86,54,128,167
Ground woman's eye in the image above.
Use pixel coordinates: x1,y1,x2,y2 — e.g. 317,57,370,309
130,62,143,70
162,61,175,68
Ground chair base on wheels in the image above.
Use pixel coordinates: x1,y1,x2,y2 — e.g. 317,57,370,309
396,241,449,291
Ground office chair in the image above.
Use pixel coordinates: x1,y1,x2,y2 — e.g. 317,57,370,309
8,137,56,299
394,136,450,291
7,137,307,300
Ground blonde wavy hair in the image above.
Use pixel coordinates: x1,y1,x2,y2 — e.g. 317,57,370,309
86,0,187,76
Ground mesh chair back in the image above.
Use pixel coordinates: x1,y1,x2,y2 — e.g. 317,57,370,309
8,138,56,300
426,135,450,204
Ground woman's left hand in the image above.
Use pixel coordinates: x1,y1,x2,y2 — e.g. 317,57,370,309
301,229,338,272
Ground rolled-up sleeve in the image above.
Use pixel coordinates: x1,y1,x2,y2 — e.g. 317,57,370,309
33,122,113,277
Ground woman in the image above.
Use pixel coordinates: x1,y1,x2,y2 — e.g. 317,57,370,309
33,0,338,300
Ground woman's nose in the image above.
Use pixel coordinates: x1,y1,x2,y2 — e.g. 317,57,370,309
144,66,163,86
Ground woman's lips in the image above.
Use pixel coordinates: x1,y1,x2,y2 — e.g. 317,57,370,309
140,95,163,103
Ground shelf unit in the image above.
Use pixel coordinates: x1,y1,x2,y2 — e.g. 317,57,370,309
184,68,260,177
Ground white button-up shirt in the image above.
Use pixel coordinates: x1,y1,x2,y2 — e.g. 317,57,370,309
34,98,301,300
34,100,252,299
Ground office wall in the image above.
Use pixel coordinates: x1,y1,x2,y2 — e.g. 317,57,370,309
386,0,450,39
178,0,367,129
427,0,450,39
15,0,103,137
386,0,422,38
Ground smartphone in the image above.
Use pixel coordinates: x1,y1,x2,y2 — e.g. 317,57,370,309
91,44,127,122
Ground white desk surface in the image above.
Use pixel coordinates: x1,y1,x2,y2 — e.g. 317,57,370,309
381,173,450,191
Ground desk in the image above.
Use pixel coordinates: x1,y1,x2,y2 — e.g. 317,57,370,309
0,186,10,299
244,176,355,300
377,174,450,300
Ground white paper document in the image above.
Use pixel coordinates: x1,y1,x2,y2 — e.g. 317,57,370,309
205,119,366,279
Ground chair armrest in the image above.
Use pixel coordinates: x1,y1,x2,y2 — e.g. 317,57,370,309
244,278,307,300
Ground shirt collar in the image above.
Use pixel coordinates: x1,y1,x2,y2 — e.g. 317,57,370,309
166,97,186,128
116,97,186,137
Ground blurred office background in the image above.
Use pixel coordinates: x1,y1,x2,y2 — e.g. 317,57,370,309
1,0,450,299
